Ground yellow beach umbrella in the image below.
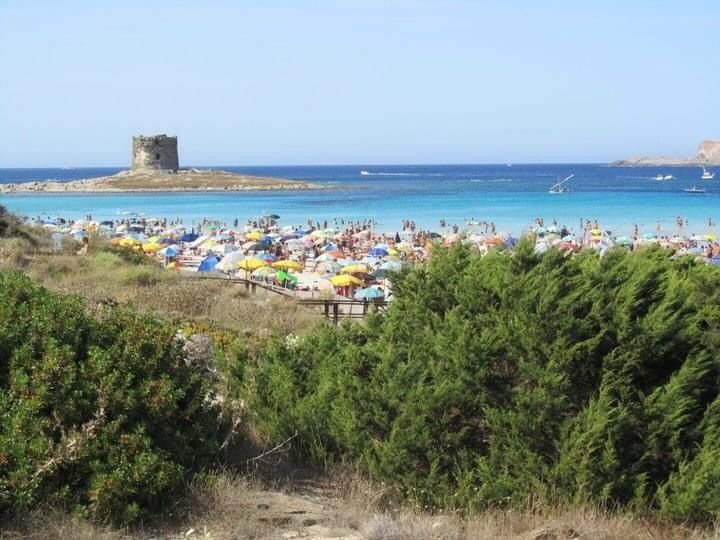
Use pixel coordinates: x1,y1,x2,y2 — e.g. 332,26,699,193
273,260,304,271
388,248,400,256
330,274,363,287
705,234,717,241
237,257,268,271
120,237,141,247
147,236,161,244
245,230,263,240
142,242,161,252
590,228,601,235
340,263,370,274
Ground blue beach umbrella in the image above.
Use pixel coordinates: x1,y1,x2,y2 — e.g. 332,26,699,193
160,245,180,257
257,253,277,262
180,233,199,243
354,287,385,300
369,247,389,257
324,243,340,252
198,255,219,272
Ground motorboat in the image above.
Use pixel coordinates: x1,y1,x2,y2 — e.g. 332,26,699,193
549,173,574,193
684,186,706,193
702,166,715,180
655,174,673,180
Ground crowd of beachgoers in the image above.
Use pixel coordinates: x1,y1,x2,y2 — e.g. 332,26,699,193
24,212,720,300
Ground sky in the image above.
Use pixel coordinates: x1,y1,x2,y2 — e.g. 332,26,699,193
1,1,718,167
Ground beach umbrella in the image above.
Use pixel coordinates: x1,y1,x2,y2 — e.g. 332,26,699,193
276,270,299,285
316,261,342,274
159,245,180,257
330,274,363,287
120,237,141,247
261,235,275,243
705,234,717,241
360,256,382,266
248,243,269,252
273,260,304,271
396,242,413,252
159,237,175,245
251,266,276,278
198,255,219,272
179,232,199,243
257,253,277,262
368,247,389,257
615,236,632,246
372,243,389,250
340,263,370,274
215,250,245,272
315,253,337,262
142,242,161,252
354,287,385,300
238,258,268,271
387,248,400,256
349,271,374,283
380,260,403,271
245,230,263,240
265,214,281,220
323,243,340,252
352,230,371,240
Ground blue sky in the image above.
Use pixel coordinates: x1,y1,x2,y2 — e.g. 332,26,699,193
1,1,718,166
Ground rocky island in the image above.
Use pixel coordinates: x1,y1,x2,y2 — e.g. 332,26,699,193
0,134,324,193
611,139,720,166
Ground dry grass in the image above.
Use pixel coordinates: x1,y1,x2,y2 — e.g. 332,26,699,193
0,242,318,337
2,469,718,539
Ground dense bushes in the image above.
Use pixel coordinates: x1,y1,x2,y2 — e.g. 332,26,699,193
0,271,219,523
246,241,720,523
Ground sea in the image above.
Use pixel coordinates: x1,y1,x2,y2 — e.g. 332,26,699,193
1,164,718,236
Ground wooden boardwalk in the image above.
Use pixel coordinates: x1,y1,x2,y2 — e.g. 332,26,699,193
189,274,388,324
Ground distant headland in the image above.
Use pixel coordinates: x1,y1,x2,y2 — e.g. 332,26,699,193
0,135,324,193
610,140,720,167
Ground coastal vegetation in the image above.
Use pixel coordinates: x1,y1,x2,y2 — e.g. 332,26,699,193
1,213,720,537
246,241,720,523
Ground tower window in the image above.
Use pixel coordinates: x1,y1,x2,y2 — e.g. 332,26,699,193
155,154,161,160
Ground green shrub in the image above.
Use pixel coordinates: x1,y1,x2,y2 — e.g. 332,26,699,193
0,271,219,523
245,242,720,522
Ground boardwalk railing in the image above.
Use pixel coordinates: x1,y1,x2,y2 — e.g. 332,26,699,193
187,273,388,323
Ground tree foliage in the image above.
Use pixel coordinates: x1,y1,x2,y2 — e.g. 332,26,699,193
0,271,219,523
246,241,720,522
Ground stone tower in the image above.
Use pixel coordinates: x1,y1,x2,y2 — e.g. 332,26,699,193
131,134,179,172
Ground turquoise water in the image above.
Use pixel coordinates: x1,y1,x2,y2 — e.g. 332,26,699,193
2,164,719,235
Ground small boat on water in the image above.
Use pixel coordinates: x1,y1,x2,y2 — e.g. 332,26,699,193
684,186,706,193
701,166,715,180
655,174,673,181
549,173,574,194
360,170,371,176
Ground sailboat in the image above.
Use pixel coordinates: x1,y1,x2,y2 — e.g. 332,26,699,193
549,173,574,194
701,166,715,180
